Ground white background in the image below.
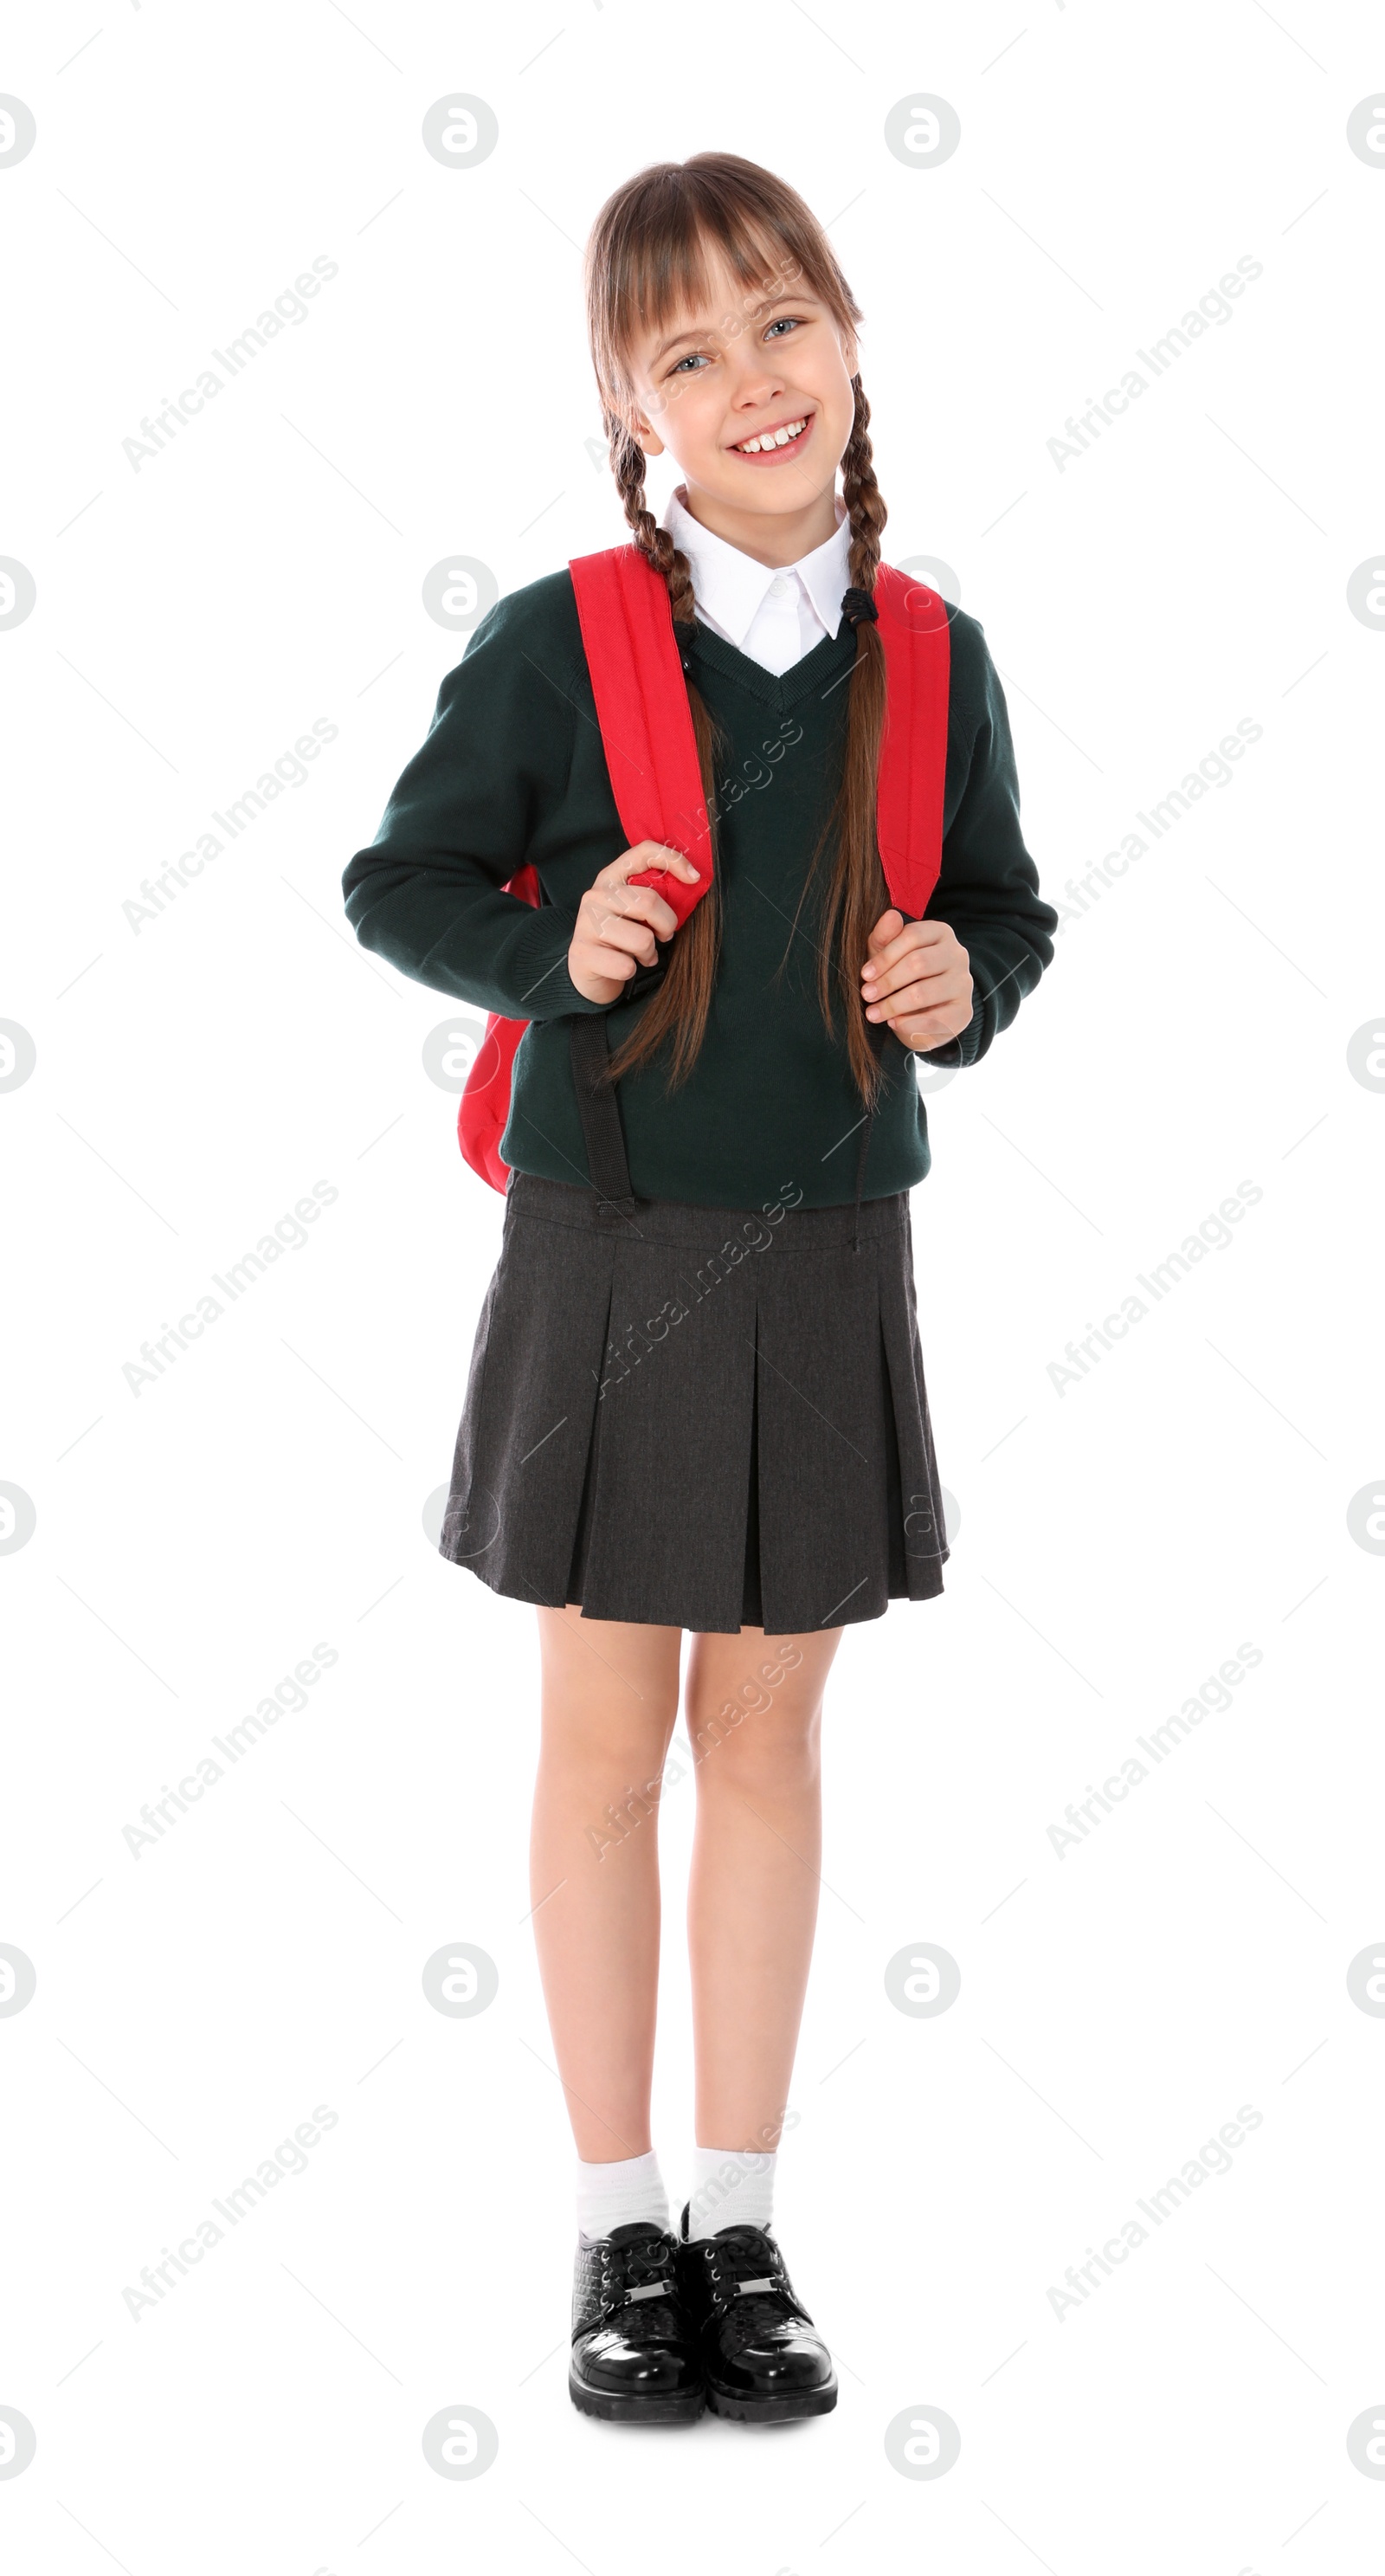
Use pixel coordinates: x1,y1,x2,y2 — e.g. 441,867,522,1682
3,2,1383,2569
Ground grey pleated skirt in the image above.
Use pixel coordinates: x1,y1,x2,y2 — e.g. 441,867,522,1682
439,1170,950,1634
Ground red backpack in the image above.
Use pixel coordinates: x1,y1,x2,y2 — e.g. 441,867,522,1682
458,545,950,1192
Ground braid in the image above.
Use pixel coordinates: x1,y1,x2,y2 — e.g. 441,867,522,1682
609,419,698,624
596,415,725,1092
840,376,888,592
780,373,892,1109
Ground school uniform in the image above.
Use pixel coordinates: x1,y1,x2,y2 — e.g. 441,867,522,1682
343,494,1058,1632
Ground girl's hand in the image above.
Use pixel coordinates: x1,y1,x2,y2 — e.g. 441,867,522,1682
861,910,973,1052
567,843,702,1005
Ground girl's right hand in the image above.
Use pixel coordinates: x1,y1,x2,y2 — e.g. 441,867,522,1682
567,843,702,1005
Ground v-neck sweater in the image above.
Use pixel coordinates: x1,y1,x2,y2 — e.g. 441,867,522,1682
342,568,1058,1209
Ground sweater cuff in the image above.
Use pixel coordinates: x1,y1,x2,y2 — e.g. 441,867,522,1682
506,903,609,1019
514,913,673,1022
916,988,986,1070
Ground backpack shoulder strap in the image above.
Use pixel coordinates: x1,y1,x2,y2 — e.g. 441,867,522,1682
568,546,712,928
873,563,951,920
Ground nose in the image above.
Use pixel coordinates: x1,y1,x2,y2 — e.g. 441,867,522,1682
726,335,786,410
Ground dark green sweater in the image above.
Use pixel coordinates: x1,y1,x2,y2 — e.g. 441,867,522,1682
342,571,1057,1207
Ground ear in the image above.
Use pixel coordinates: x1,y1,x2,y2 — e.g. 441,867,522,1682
633,414,667,460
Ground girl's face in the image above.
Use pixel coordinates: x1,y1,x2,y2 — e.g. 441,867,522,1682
624,242,859,557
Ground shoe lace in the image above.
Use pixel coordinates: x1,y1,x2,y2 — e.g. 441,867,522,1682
697,2225,803,2330
599,2229,677,2319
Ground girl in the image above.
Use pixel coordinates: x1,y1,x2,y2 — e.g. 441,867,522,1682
344,152,1057,2426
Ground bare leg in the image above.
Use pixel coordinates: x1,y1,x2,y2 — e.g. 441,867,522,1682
531,1605,683,2162
683,1625,845,2152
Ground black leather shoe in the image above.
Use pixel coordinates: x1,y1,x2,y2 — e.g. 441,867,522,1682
676,2206,838,2421
569,2220,705,2424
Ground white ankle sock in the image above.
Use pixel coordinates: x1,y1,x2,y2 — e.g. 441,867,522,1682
576,2149,669,2244
686,2145,777,2239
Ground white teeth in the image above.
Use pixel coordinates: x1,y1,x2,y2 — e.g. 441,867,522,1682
736,418,807,454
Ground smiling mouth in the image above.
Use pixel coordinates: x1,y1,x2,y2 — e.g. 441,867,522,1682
730,415,813,459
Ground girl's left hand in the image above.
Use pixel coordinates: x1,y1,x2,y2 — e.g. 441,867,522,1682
861,910,974,1052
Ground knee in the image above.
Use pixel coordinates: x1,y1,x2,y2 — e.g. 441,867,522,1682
541,1702,678,1791
688,1695,821,1798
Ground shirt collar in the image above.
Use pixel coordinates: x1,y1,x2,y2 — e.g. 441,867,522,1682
660,484,853,648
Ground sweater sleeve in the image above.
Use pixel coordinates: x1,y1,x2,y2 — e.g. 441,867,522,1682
341,592,607,1020
914,615,1058,1069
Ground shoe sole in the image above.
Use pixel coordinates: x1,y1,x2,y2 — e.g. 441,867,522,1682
705,2376,838,2424
568,2368,705,2425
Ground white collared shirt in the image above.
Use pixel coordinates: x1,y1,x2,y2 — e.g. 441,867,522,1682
660,484,853,679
